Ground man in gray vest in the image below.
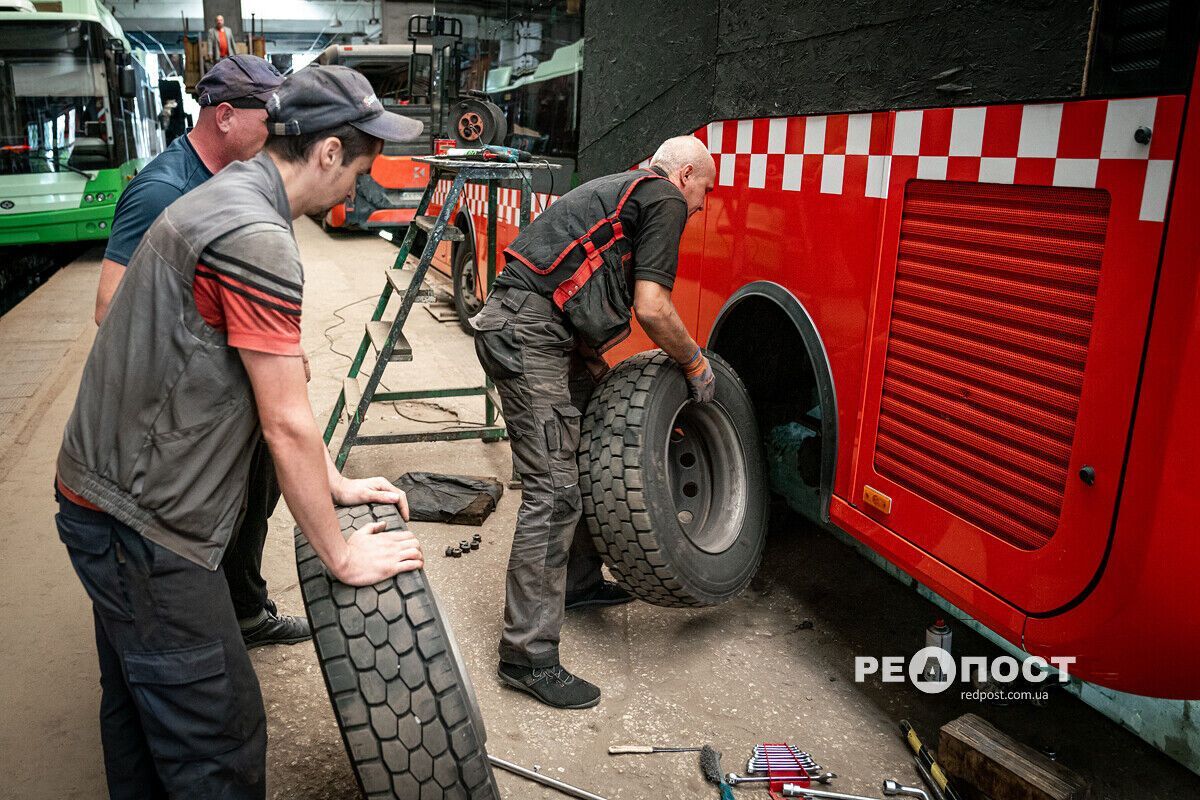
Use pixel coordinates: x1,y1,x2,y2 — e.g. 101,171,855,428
95,55,312,652
55,65,423,798
472,136,716,710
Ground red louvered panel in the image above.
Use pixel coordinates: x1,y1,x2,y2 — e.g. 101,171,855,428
874,181,1111,550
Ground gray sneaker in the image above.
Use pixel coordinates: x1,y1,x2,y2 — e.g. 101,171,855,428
241,600,312,649
497,662,601,709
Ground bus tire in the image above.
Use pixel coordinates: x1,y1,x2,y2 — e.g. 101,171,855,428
452,240,484,335
579,350,768,607
295,503,499,799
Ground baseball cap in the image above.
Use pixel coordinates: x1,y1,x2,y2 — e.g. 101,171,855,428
267,64,423,142
196,55,283,107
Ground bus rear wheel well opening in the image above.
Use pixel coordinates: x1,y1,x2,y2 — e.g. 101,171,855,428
707,289,836,522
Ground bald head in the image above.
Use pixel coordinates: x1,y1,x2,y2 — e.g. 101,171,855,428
651,135,714,177
649,135,715,217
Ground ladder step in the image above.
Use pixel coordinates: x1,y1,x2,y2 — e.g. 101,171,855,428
385,268,436,302
342,377,363,422
366,322,413,362
414,215,464,242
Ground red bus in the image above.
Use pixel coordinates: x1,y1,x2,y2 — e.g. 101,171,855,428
431,3,1200,705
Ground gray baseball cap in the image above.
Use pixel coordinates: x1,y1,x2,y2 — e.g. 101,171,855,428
267,64,423,142
196,55,283,107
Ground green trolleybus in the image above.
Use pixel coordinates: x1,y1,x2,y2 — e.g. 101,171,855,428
0,0,163,246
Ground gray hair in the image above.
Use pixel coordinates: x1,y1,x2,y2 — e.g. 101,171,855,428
649,135,714,176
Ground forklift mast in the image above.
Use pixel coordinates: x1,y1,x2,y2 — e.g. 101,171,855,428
406,14,463,144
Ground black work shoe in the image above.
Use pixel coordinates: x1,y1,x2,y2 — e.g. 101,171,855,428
497,662,601,709
565,580,635,611
241,601,312,650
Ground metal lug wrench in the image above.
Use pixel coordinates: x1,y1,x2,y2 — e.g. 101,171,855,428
882,779,931,800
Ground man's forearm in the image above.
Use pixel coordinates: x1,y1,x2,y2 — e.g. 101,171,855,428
265,416,349,577
637,302,699,364
95,259,128,325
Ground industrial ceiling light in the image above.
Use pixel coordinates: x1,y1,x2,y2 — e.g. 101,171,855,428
330,12,343,28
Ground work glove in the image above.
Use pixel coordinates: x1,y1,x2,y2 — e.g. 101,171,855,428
683,347,715,403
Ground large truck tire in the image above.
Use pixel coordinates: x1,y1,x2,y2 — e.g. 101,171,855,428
451,239,484,336
295,503,499,799
579,350,769,607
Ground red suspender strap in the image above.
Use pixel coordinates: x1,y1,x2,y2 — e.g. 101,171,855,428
551,173,665,308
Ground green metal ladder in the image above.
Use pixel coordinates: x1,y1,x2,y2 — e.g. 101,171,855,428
323,156,555,469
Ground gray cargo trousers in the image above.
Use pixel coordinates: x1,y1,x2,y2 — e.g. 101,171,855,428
470,286,605,667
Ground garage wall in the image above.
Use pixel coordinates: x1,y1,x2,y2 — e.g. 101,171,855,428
578,0,1094,178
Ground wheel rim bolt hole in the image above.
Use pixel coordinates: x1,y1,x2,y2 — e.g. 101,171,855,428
678,451,696,468
682,481,699,498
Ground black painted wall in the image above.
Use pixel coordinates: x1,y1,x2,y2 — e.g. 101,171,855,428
578,0,1094,178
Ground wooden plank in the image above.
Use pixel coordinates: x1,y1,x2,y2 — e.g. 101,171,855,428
342,378,363,423
365,322,413,361
384,268,436,302
939,714,1089,800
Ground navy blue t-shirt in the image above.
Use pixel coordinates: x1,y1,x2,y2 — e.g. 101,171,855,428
103,135,213,266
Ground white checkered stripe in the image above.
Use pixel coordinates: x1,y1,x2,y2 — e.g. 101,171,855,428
430,179,556,227
694,96,1180,222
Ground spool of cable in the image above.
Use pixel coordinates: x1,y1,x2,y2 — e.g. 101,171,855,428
454,97,508,147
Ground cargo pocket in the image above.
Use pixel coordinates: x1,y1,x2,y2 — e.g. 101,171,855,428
472,314,523,380
56,514,133,623
125,641,251,760
546,403,583,489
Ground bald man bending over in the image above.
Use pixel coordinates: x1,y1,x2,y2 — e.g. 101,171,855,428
469,136,716,709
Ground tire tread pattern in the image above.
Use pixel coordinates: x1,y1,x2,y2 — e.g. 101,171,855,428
580,351,762,607
295,503,498,799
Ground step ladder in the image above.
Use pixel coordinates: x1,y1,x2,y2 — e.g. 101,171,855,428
323,156,558,469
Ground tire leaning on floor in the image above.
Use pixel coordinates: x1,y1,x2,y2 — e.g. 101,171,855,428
579,350,769,607
295,503,500,799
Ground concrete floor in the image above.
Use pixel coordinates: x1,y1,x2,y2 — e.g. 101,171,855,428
1,219,1197,799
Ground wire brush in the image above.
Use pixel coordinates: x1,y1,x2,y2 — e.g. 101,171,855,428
699,744,735,800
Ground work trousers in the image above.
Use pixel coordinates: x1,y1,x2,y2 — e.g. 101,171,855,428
55,491,267,799
222,440,280,621
471,287,605,667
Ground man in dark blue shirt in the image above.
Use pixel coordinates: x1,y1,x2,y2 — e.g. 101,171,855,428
93,55,311,649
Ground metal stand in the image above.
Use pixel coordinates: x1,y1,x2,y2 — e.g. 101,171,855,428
323,156,557,469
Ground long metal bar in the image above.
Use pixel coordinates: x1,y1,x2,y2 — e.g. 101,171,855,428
353,427,507,445
487,756,609,800
484,179,499,431
372,387,488,401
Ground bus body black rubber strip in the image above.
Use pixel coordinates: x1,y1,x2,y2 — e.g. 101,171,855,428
295,502,499,799
579,350,768,607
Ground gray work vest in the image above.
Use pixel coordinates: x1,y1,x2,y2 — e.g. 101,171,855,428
503,169,668,352
57,153,295,570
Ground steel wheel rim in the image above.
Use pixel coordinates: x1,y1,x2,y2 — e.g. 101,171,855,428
459,254,484,315
665,400,747,554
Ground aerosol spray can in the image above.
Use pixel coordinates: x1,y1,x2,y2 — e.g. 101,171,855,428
922,619,953,681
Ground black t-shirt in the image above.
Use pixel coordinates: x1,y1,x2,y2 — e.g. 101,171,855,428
495,168,688,293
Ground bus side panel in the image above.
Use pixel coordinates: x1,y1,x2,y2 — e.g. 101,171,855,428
1023,58,1200,700
850,97,1184,614
692,115,893,499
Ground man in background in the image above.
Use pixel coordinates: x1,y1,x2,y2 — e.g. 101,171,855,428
208,14,236,63
94,55,310,650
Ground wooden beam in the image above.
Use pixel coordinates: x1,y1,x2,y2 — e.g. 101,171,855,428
939,714,1089,800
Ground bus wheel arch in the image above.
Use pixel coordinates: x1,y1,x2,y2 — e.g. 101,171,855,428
706,281,838,522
